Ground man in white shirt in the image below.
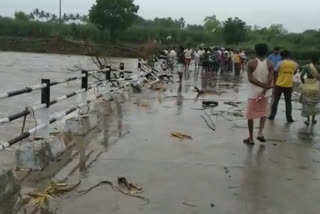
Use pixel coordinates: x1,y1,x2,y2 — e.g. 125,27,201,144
240,50,247,72
168,49,177,71
184,48,192,72
169,49,176,60
194,49,201,72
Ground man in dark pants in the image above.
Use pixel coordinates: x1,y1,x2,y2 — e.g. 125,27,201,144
177,46,185,83
269,50,298,122
233,50,242,76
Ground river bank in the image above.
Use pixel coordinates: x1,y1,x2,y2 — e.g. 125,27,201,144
0,36,145,58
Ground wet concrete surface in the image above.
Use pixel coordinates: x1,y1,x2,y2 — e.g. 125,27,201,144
1,52,320,213
22,73,320,213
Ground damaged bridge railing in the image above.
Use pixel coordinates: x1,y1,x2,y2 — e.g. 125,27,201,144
0,59,178,213
0,61,171,152
0,64,135,152
0,60,175,213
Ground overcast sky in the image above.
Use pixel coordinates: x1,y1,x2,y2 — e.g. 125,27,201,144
1,0,319,32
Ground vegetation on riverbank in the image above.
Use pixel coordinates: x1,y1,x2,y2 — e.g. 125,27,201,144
1,0,320,59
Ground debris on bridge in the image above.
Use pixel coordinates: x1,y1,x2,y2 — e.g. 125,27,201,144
170,131,193,140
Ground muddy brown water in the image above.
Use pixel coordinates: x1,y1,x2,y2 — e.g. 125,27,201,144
0,51,137,168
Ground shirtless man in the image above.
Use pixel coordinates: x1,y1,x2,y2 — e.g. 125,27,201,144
244,44,274,145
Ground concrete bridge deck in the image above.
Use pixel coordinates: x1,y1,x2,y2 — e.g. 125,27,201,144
2,68,320,214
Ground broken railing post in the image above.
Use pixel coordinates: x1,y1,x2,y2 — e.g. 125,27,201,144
95,100,112,150
16,78,52,170
120,63,125,71
114,93,123,137
138,59,142,71
106,66,111,81
120,63,125,78
0,169,21,211
81,70,88,91
39,79,50,138
81,70,88,112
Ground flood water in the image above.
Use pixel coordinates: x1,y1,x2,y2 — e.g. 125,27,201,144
0,51,137,168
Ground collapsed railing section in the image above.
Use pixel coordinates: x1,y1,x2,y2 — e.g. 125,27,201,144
138,61,173,85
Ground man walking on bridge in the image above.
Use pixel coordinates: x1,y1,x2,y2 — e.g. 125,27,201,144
177,46,185,83
244,44,274,145
268,47,282,67
268,50,298,122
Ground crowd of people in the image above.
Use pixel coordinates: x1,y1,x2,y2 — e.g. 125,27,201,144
244,44,320,145
161,46,247,82
157,44,320,145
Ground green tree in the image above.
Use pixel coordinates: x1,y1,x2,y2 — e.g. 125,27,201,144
268,24,288,36
89,0,139,37
203,15,221,32
75,13,81,20
50,14,58,23
223,17,247,44
69,14,75,21
63,13,69,23
81,15,89,23
45,12,51,21
32,9,40,20
186,24,205,31
39,10,46,21
14,11,30,22
153,17,179,28
71,23,79,40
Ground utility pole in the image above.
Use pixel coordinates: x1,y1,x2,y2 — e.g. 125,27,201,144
59,0,62,23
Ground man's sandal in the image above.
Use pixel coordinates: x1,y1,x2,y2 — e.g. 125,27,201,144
257,136,266,143
243,138,255,145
